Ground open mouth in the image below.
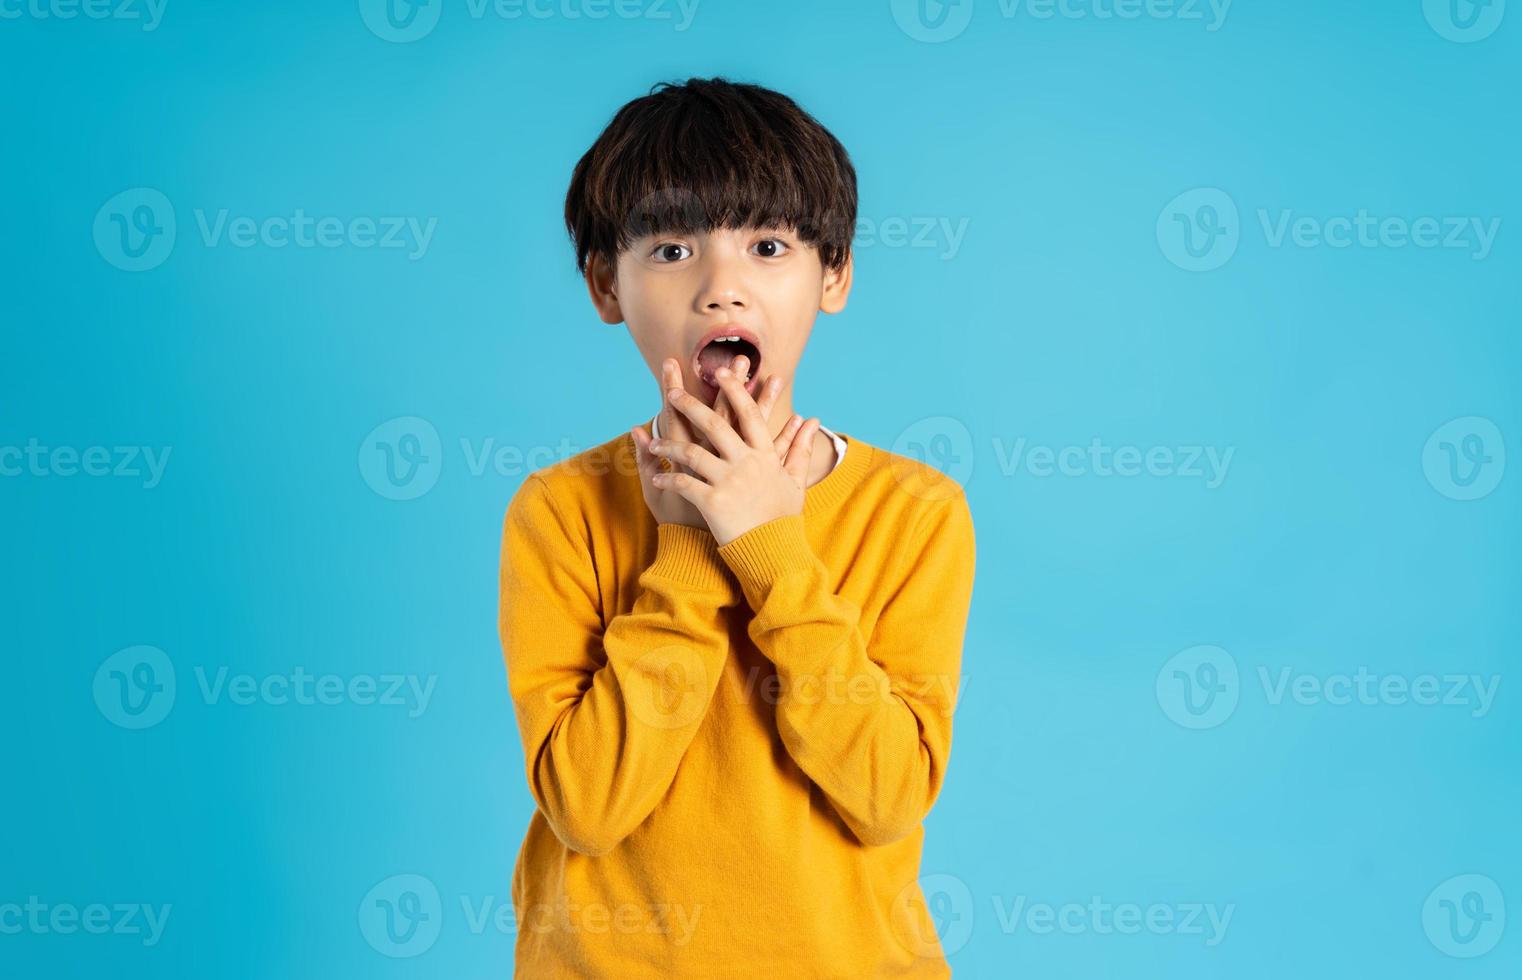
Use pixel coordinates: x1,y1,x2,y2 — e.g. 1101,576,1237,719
691,328,764,401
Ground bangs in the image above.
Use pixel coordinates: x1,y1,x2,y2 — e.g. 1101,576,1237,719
566,78,857,274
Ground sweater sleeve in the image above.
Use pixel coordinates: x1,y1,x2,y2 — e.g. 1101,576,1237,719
498,475,738,857
715,492,976,847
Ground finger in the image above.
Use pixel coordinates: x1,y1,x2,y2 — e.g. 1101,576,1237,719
713,385,733,446
631,424,653,475
712,355,771,449
783,417,820,485
648,436,724,483
755,373,783,422
660,359,688,439
659,358,699,470
772,412,804,460
650,468,712,507
631,423,670,479
755,375,793,460
698,386,730,458
667,382,746,459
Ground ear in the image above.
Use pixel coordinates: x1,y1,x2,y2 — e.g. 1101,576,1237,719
585,252,625,325
819,249,853,314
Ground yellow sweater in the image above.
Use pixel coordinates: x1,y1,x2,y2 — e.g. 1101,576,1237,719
498,423,976,978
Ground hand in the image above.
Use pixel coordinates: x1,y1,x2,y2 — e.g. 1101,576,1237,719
630,358,708,530
646,359,821,546
708,354,816,491
631,355,803,532
699,355,791,463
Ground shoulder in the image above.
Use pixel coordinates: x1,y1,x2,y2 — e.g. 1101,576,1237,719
504,427,640,531
844,434,972,532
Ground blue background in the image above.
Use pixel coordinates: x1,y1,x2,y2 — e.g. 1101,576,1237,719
2,0,1518,976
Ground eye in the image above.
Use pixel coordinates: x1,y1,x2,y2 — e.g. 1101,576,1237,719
650,242,692,263
752,238,790,258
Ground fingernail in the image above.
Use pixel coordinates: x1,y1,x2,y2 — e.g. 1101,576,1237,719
735,355,748,371
667,387,683,399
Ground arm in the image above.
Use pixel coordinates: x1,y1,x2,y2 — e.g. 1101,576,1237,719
716,492,976,847
498,475,737,857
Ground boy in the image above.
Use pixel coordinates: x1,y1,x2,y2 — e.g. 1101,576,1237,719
498,77,976,977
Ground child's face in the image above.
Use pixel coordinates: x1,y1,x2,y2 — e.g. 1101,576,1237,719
586,224,852,412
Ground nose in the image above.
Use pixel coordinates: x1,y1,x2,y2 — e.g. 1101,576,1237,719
694,242,750,313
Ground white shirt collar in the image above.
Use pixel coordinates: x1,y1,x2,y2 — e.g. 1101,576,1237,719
649,413,847,473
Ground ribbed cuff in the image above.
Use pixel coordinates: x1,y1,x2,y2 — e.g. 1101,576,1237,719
716,513,818,601
646,522,738,595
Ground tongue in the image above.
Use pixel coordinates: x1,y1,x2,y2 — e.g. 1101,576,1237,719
698,343,749,385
